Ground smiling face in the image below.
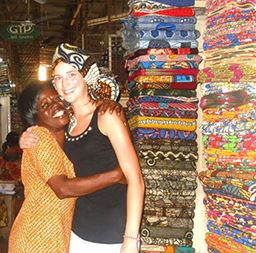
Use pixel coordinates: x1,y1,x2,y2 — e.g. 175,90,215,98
36,87,70,131
52,61,88,104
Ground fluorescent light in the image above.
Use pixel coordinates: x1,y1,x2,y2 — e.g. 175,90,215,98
38,65,47,81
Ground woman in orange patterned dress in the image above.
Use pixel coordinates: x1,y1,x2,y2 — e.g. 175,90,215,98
8,81,124,253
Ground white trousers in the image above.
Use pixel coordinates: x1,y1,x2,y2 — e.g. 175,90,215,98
69,231,122,253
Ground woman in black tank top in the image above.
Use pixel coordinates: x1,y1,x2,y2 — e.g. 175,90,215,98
52,43,145,253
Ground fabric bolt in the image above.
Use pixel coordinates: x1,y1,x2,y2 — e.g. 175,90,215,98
135,22,196,32
145,188,196,198
126,55,202,71
201,119,256,135
140,158,197,170
200,89,253,109
204,153,256,168
203,43,256,67
163,0,195,7
203,133,256,152
143,206,195,219
203,148,256,160
206,8,256,30
199,176,256,201
137,15,197,24
199,64,256,83
201,82,256,96
204,24,256,44
131,75,196,84
128,81,198,91
137,139,198,153
128,95,199,104
203,31,256,51
127,48,199,59
129,108,198,119
207,2,256,18
122,36,199,53
139,149,198,162
204,19,256,41
129,0,195,7
129,89,196,98
147,39,198,49
132,128,197,142
207,163,255,172
140,235,192,247
128,116,197,131
207,220,256,249
143,215,194,229
205,193,256,216
130,7,195,17
142,169,197,182
145,179,197,191
206,232,256,253
128,97,198,111
128,69,199,80
206,0,256,16
128,0,174,10
140,225,193,244
139,30,200,41
134,61,199,70
126,48,199,60
199,168,256,181
206,156,256,168
203,104,256,122
144,196,196,209
127,109,196,121
206,208,256,234
204,197,256,233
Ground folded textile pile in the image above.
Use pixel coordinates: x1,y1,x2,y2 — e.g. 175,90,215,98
198,0,256,252
121,1,201,251
0,61,11,95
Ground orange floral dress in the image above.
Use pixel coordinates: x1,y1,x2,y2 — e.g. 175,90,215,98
8,127,76,253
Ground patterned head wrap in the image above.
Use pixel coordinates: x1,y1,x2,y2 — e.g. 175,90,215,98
52,43,120,101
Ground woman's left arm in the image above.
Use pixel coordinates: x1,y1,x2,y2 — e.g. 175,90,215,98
99,109,145,253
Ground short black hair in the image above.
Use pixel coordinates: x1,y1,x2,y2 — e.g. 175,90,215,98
18,80,53,127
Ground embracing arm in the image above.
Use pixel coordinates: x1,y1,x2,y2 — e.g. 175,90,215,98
99,109,145,253
47,166,125,199
27,128,126,199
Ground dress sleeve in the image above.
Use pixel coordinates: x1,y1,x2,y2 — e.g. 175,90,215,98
28,127,67,183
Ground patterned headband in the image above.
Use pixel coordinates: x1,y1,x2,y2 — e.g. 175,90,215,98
52,43,119,101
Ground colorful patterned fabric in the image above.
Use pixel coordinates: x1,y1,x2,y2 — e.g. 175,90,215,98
129,116,197,131
8,127,76,253
132,128,197,142
206,232,256,253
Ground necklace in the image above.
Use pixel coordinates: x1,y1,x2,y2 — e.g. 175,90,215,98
65,126,92,141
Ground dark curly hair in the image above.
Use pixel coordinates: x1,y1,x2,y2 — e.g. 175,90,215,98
18,80,53,127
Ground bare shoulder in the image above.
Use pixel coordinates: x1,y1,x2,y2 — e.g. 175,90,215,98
98,106,128,134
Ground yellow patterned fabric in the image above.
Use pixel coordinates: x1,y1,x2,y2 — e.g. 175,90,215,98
8,127,76,253
128,115,197,131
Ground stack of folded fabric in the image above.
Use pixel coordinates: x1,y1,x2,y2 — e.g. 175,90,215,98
0,61,11,95
198,0,256,252
121,1,201,252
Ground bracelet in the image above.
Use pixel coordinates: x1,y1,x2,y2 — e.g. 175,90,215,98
123,235,140,241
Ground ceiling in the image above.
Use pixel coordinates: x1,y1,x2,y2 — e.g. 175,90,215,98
0,0,205,92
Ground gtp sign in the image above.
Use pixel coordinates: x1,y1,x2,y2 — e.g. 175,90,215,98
0,23,40,43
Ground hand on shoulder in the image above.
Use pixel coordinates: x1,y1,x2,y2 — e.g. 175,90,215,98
97,99,122,115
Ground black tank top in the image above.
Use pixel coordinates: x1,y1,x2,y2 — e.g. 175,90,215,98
64,108,127,243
